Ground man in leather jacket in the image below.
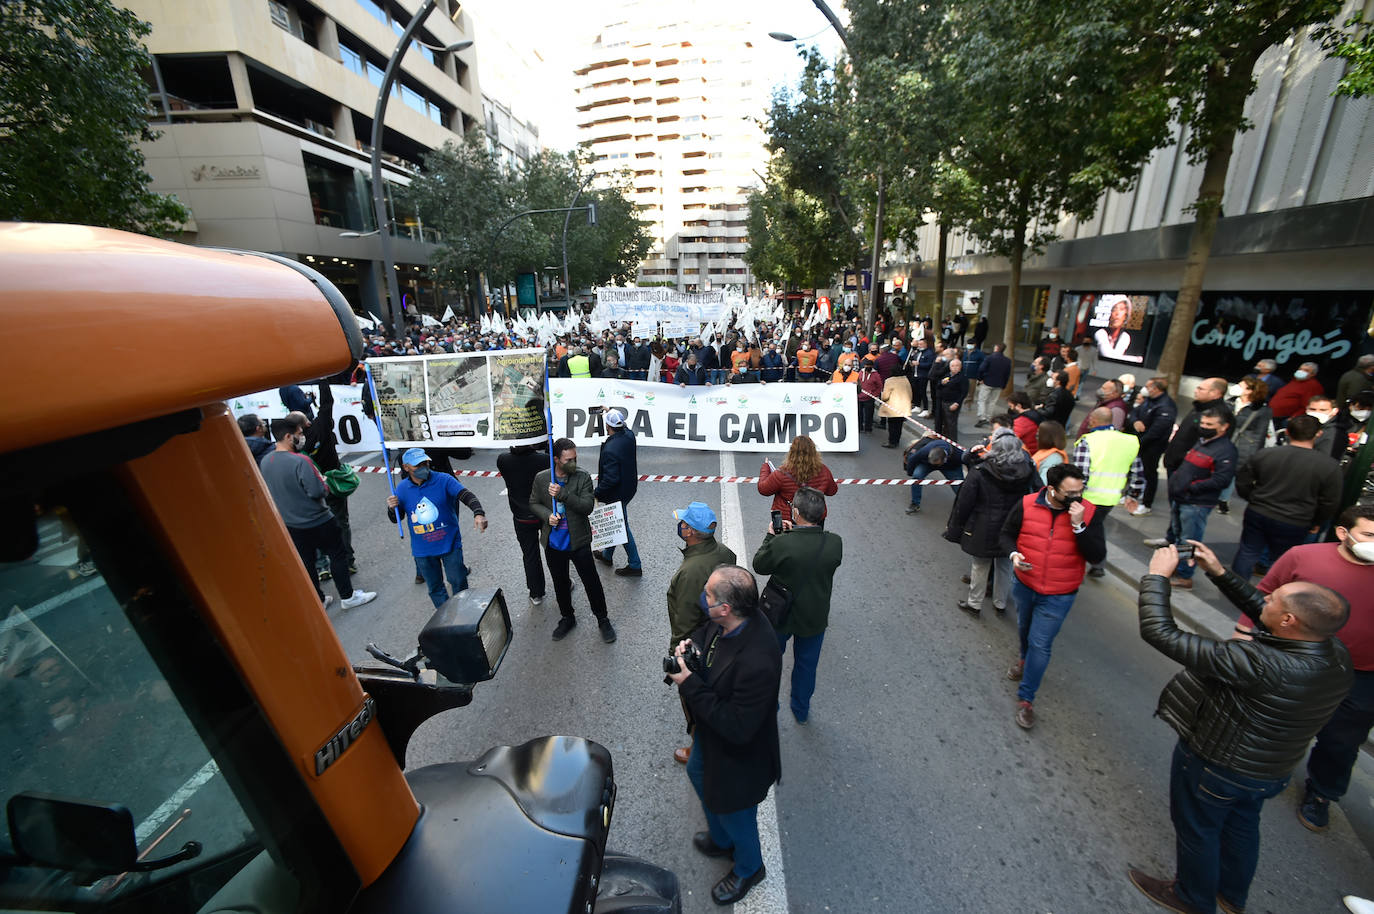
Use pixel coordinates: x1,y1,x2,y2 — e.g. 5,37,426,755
1128,541,1352,914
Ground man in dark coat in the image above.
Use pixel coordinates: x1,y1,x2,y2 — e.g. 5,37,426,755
935,357,970,441
1128,542,1352,914
946,430,1040,616
667,564,782,907
907,339,936,416
975,342,1012,425
593,408,641,576
1128,376,1179,515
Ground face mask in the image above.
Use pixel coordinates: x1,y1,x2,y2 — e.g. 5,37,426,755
560,460,578,475
843,346,853,352
677,522,691,542
411,466,431,483
1228,383,1244,398
1351,409,1371,422
1057,491,1082,505
292,433,306,450
1307,410,1332,423
1294,370,1310,381
1347,539,1374,563
1198,426,1219,439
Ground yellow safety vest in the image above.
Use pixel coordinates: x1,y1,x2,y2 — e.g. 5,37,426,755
1081,429,1140,507
568,355,591,378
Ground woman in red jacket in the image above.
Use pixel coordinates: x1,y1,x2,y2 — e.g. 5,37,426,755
758,435,839,512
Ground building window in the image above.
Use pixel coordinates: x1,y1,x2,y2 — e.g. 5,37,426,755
356,0,388,26
339,44,364,77
268,0,291,29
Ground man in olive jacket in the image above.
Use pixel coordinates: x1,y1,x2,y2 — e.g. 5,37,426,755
751,486,843,724
666,565,781,906
529,437,616,644
666,501,737,765
1128,541,1352,914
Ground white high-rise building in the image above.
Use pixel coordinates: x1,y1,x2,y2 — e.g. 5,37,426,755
573,3,768,293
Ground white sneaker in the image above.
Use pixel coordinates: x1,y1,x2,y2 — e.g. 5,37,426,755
340,589,377,609
530,593,544,605
1344,897,1374,914
322,594,335,610
1143,537,1169,548
1130,505,1152,517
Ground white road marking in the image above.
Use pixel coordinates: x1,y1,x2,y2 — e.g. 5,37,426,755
0,578,106,636
718,452,789,914
135,758,219,844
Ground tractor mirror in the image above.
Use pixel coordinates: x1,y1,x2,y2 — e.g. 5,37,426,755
7,793,138,874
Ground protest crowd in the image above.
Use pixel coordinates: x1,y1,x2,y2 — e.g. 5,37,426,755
244,298,1374,912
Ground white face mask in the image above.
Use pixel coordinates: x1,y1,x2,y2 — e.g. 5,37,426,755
1294,370,1311,381
1228,383,1244,398
1307,410,1333,424
1349,540,1374,563
1352,409,1371,422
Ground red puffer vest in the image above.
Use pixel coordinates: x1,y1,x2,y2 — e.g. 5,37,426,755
1014,492,1097,595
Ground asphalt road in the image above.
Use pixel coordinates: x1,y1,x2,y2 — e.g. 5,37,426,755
328,425,1374,914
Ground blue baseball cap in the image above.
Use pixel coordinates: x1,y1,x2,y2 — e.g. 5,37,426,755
673,501,717,533
401,447,430,466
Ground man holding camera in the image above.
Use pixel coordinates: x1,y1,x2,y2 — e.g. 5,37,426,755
666,565,782,906
1128,541,1352,914
666,501,736,765
752,487,843,724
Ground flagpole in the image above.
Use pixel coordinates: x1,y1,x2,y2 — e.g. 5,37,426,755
364,364,407,539
543,362,561,519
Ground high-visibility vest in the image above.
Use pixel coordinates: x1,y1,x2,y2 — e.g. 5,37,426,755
796,349,818,373
568,354,591,378
1081,429,1140,506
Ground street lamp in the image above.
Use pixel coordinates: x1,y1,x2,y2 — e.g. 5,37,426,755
771,1,886,337
366,0,472,340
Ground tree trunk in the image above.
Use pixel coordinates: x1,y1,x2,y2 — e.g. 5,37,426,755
1154,139,1234,394
934,220,949,325
1001,220,1027,369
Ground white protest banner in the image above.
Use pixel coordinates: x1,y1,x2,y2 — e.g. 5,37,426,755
549,379,858,453
366,348,548,450
595,287,731,327
229,384,382,455
589,502,628,551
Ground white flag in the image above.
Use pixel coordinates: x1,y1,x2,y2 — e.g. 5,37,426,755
441,304,455,322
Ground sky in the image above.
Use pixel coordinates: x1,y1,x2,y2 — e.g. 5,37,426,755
460,0,848,153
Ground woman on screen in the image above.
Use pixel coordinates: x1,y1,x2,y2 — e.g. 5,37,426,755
1094,297,1134,359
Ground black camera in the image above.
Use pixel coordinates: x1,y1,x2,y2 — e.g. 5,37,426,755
1175,544,1196,561
663,642,705,682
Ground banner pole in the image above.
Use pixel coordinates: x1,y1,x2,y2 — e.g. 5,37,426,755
544,361,561,519
364,364,407,539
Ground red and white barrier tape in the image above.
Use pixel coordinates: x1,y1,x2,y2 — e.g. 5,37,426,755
349,465,960,486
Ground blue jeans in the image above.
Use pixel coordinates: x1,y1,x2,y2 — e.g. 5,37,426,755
776,630,825,721
909,463,964,506
708,368,726,384
1306,670,1374,802
1231,508,1308,581
1167,502,1213,580
416,541,467,608
598,505,642,570
1012,580,1076,703
1169,740,1288,912
685,733,763,880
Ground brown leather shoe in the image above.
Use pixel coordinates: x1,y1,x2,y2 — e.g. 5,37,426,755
1006,659,1025,681
1015,700,1035,730
1128,868,1205,914
673,746,691,764
1168,576,1194,590
1216,894,1246,914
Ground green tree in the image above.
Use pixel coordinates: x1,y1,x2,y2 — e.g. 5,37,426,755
1322,13,1374,97
0,0,187,235
743,169,851,291
1138,0,1347,390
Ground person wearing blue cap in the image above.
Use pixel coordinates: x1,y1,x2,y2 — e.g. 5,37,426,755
666,501,736,765
385,447,487,609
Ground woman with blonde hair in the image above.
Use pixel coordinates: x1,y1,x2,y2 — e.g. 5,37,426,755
758,435,839,513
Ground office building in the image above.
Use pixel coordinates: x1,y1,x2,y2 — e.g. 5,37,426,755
573,1,768,293
128,0,483,320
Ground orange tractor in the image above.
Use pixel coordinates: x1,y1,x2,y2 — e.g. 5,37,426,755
0,224,679,913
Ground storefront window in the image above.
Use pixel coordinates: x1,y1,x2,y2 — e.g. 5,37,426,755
305,154,372,231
